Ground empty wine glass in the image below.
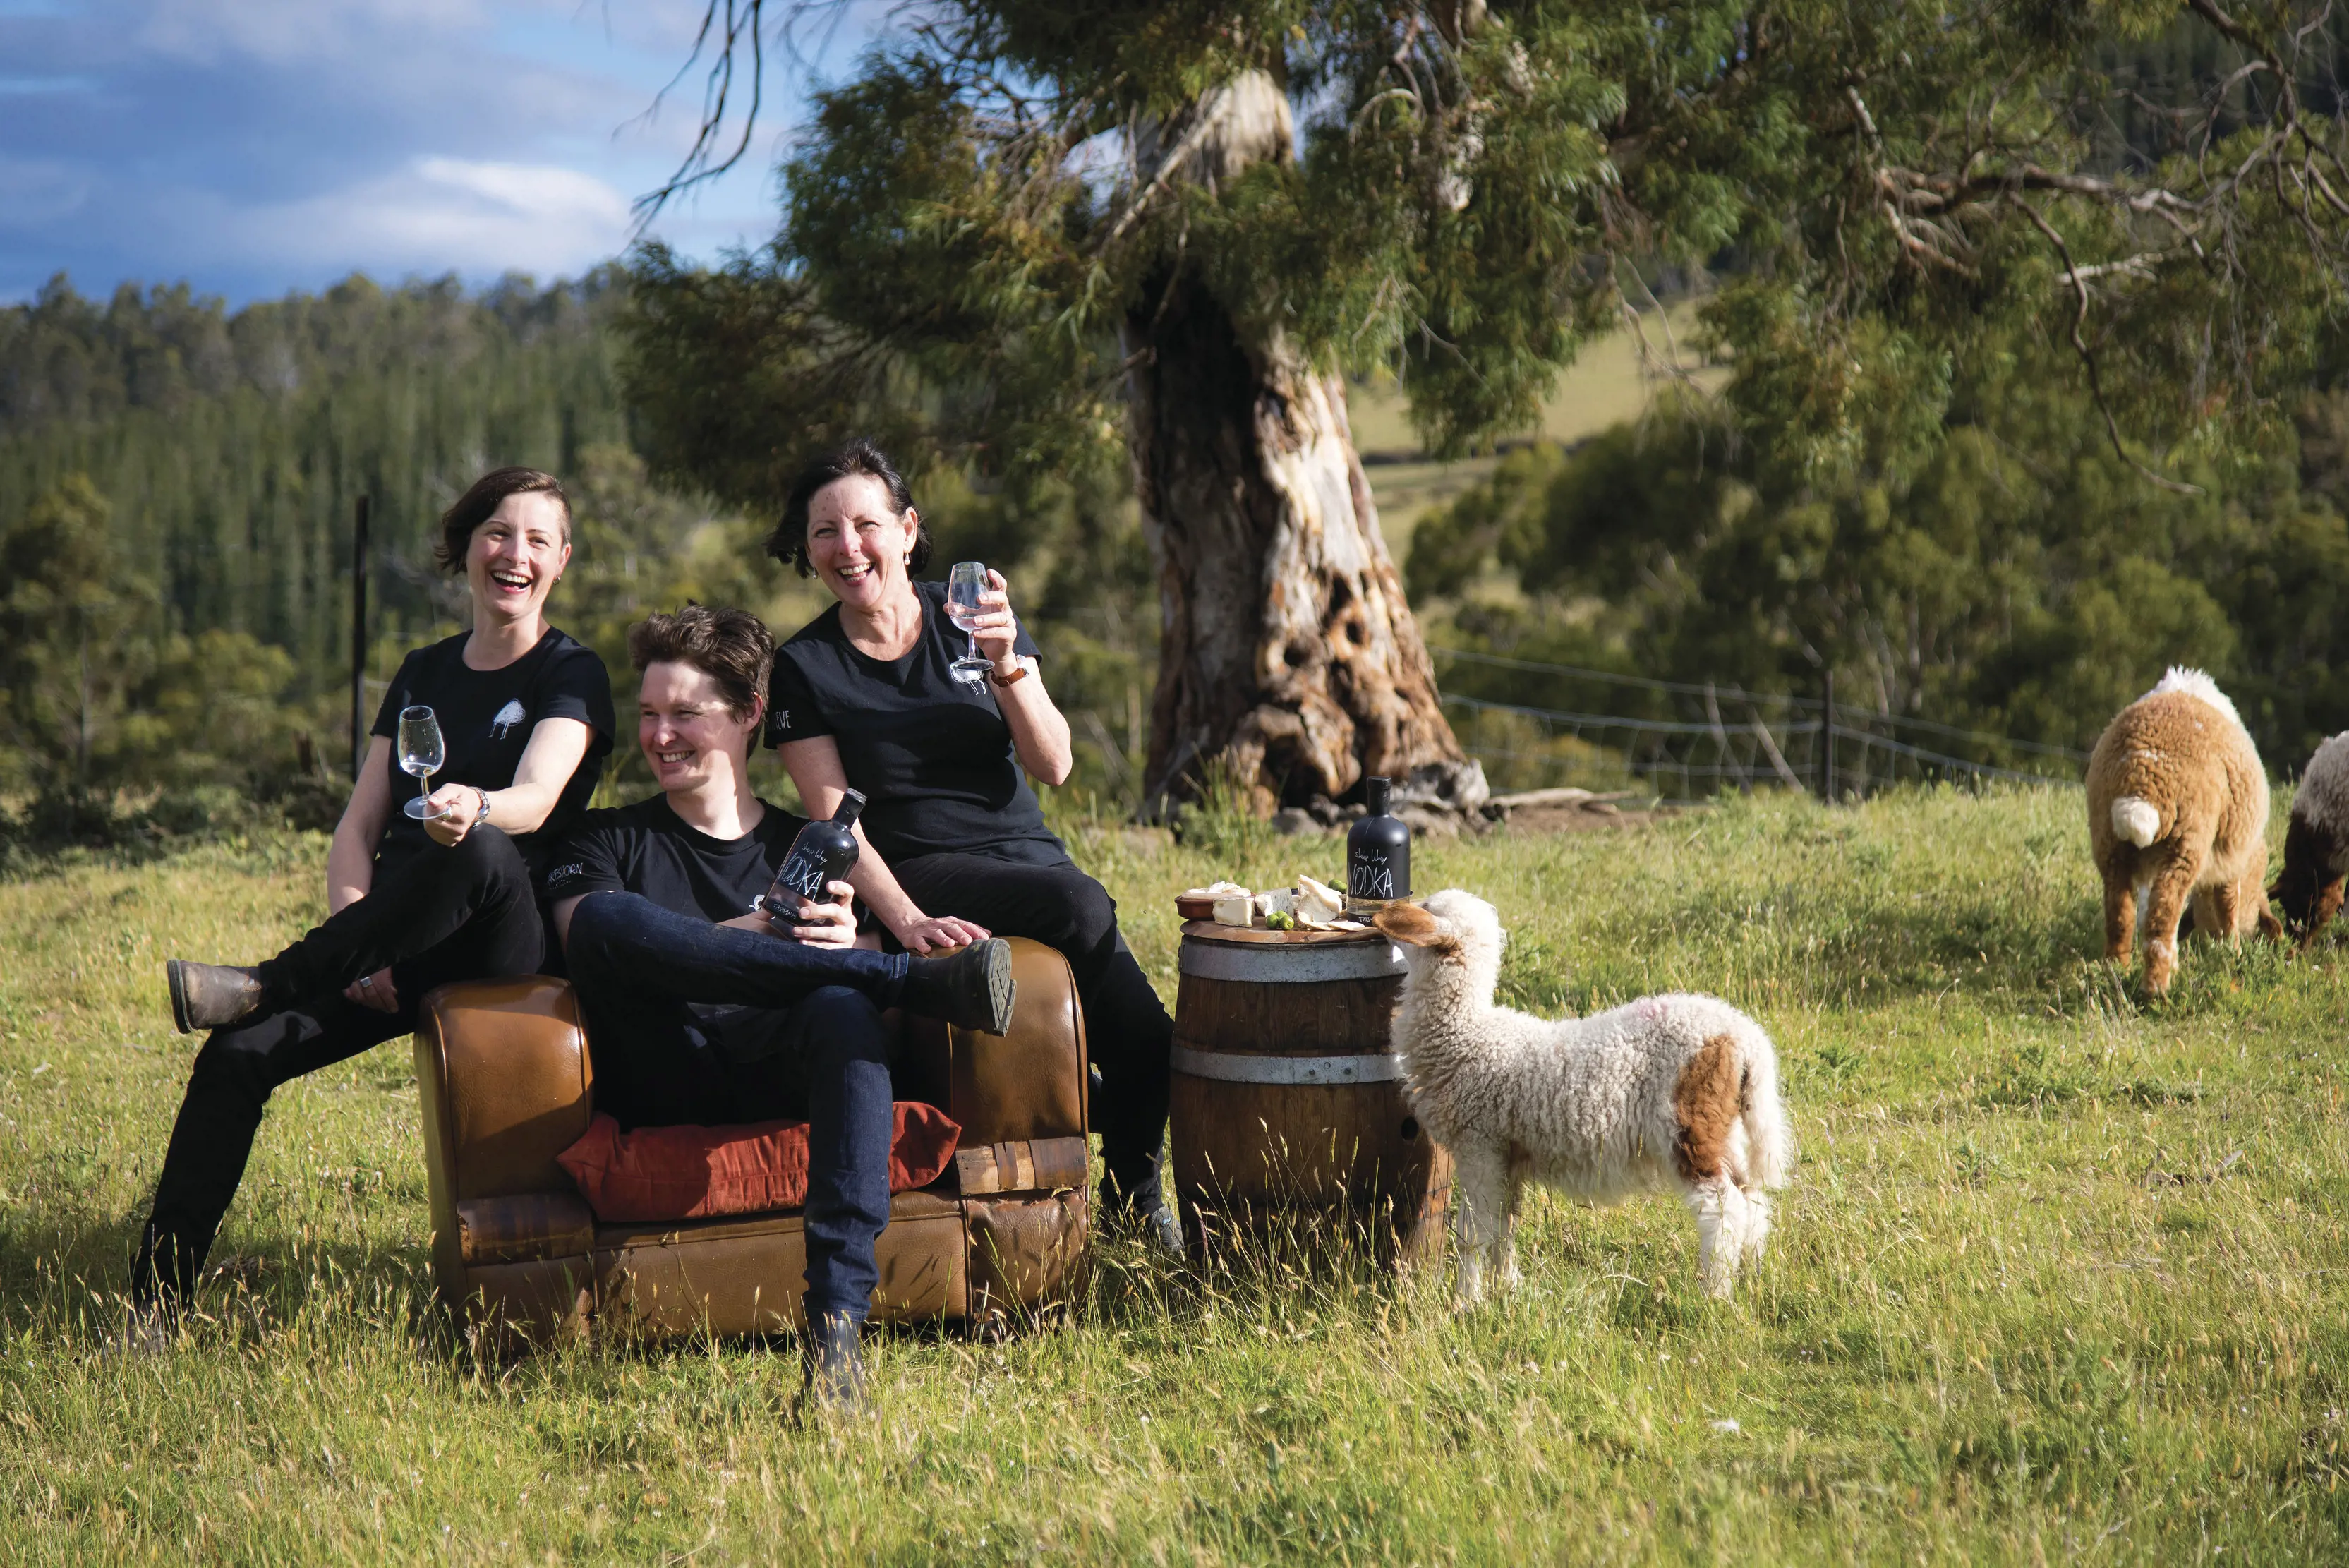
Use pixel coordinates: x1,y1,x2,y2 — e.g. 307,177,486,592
397,705,447,819
946,561,996,685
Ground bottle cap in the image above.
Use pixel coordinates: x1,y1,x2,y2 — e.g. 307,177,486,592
835,788,868,823
1364,776,1391,811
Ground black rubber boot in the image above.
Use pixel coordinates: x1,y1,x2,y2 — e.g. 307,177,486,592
1103,1201,1185,1260
167,960,265,1035
799,1313,871,1419
900,938,1016,1035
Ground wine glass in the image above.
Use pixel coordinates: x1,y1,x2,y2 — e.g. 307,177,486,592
945,561,996,685
397,705,447,819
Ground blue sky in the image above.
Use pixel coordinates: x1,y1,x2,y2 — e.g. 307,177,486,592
0,0,881,305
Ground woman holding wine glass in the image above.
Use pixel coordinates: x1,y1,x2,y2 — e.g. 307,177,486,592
763,439,1180,1253
133,467,615,1321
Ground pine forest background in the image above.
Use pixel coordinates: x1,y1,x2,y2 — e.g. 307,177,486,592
10,26,2349,837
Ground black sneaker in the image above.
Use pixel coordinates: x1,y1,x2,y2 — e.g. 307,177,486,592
167,960,265,1035
901,939,1016,1035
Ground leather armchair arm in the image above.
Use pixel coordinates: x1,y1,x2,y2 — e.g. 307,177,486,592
945,936,1089,1146
414,977,596,1295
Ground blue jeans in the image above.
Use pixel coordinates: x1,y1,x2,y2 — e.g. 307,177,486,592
563,892,910,1325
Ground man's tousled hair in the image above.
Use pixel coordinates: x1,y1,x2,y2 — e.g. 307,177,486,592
629,604,774,721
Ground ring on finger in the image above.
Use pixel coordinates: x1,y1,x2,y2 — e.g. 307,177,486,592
358,975,375,991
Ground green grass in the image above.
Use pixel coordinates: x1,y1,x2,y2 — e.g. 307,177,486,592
5,786,2349,1562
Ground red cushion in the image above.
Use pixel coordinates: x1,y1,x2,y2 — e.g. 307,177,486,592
556,1103,961,1223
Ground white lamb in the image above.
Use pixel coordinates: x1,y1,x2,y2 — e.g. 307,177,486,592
1374,891,1794,1303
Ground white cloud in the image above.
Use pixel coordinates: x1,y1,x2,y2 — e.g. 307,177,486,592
244,155,632,277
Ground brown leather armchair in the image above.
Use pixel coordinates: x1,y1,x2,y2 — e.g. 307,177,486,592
411,937,1090,1342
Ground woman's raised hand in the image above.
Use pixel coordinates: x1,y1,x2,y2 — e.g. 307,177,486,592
967,569,1022,673
895,912,993,954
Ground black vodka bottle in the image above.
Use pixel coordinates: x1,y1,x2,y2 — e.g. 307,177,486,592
766,789,867,923
1346,776,1411,901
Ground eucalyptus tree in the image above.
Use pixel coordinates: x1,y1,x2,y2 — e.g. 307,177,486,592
627,0,2349,814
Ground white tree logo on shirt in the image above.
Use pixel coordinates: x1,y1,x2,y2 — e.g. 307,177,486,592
490,700,526,739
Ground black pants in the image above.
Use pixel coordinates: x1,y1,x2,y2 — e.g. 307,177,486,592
132,829,547,1303
564,893,899,1325
889,851,1173,1215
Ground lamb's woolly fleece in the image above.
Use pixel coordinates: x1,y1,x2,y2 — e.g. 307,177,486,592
2294,732,2349,844
2084,665,2276,991
2149,665,2246,730
1381,890,1793,1302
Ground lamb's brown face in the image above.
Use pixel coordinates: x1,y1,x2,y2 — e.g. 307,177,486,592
2274,814,2345,937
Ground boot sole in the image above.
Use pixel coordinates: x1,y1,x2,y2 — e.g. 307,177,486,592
166,959,195,1035
979,939,1015,1035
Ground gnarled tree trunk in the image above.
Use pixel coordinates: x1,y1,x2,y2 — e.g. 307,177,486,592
1123,75,1466,817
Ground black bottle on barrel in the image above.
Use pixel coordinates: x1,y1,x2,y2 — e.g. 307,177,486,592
1347,776,1411,901
766,789,866,923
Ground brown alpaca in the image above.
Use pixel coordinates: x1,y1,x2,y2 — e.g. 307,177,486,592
2085,668,2281,995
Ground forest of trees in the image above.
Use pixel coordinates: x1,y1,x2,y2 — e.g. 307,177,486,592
0,269,1157,830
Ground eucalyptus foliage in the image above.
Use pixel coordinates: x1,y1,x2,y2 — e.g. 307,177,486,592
629,1,2349,496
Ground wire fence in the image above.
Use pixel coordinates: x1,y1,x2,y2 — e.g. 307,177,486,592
1430,648,2088,805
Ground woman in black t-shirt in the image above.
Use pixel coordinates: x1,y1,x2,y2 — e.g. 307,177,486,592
766,439,1178,1250
133,467,616,1313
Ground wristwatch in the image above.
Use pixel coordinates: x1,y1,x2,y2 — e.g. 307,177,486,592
988,663,1028,688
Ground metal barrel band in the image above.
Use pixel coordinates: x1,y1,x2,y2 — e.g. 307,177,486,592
1171,1044,1407,1085
1177,939,1406,983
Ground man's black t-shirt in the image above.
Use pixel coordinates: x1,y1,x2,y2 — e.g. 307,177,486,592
370,627,615,876
543,795,809,922
766,579,1063,865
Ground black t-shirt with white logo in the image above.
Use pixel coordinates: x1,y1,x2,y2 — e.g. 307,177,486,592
543,795,810,922
766,579,1063,866
370,627,615,876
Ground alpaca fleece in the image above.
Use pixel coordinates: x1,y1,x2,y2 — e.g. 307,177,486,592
2272,731,2349,946
2084,668,2279,994
1374,891,1793,1303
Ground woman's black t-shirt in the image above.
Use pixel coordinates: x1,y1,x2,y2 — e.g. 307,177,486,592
766,580,1063,866
370,627,615,876
542,795,806,921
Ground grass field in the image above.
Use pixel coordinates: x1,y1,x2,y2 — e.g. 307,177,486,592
4,785,2348,1562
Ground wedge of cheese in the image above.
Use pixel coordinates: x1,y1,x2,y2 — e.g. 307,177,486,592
1211,893,1255,927
1294,873,1346,927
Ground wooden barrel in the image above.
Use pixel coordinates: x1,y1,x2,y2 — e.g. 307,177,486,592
1168,920,1451,1267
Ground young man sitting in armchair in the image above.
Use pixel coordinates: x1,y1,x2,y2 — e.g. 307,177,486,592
544,605,1011,1415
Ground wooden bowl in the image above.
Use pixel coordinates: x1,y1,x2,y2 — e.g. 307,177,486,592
1174,894,1220,921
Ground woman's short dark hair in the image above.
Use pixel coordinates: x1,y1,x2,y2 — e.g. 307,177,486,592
436,467,570,573
628,604,774,723
765,438,933,579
